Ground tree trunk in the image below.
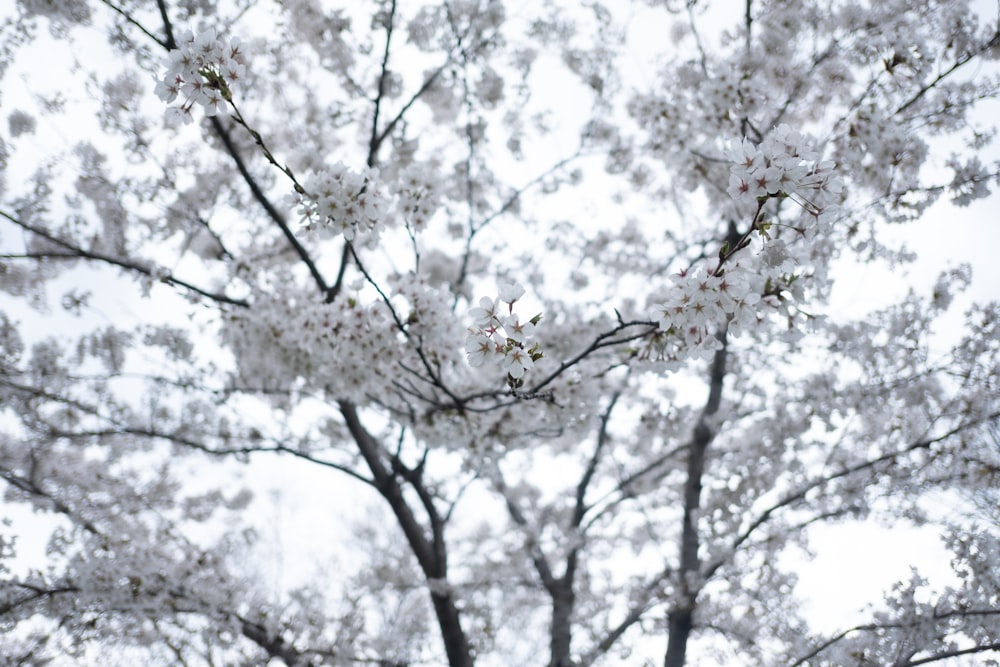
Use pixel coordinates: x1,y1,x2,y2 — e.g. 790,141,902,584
341,401,474,667
664,335,727,667
549,581,575,666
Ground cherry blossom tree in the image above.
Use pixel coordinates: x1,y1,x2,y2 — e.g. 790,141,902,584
1,0,999,665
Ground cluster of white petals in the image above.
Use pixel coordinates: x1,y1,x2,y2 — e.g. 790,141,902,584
727,124,842,214
223,291,397,399
466,281,542,383
297,162,391,244
395,163,443,232
646,127,845,367
648,261,763,363
154,29,247,124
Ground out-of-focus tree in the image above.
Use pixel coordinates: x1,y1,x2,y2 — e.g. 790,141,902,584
0,1,998,665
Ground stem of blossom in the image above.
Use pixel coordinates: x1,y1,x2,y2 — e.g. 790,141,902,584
713,214,757,276
226,100,307,195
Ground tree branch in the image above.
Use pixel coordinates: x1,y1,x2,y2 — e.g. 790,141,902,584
98,0,169,48
0,210,249,308
1,377,374,487
901,643,1000,667
704,411,1000,583
368,0,398,167
895,26,1000,116
0,583,79,617
208,116,332,300
789,609,1000,667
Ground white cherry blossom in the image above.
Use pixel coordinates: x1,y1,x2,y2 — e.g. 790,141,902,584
2,2,998,666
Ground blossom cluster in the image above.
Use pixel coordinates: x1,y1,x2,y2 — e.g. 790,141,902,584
727,124,842,214
155,29,247,125
296,162,391,244
466,281,542,383
647,126,846,364
223,290,397,400
395,163,443,232
648,261,763,363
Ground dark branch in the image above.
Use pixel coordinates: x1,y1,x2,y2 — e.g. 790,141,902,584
789,609,1000,667
208,116,331,300
0,210,249,308
895,27,1000,116
98,0,169,48
704,411,1000,582
368,0,399,166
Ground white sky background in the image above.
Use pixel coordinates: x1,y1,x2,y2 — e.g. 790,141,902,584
1,0,999,664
